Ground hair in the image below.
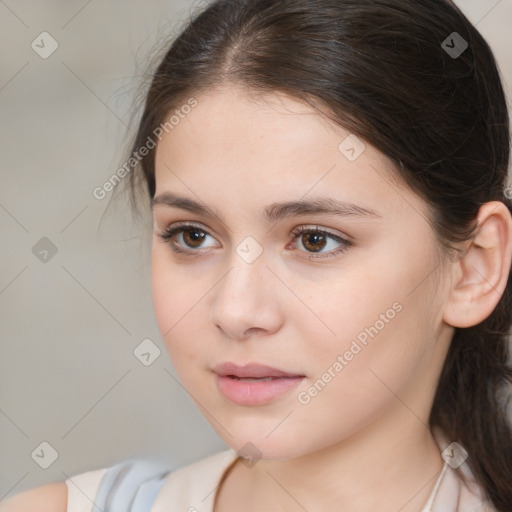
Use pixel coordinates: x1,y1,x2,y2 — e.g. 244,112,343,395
121,0,512,508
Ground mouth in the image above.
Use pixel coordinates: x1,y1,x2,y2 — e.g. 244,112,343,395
213,362,306,405
226,376,277,382
213,362,305,379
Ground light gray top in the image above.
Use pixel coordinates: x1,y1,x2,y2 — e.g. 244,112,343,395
65,434,497,511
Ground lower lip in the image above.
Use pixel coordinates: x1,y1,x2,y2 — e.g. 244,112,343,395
215,374,304,405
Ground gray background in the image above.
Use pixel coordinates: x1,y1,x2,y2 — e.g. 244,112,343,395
1,0,511,499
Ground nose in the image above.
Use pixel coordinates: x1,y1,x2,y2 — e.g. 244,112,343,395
210,250,284,341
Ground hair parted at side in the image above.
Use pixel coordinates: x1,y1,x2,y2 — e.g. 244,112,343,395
122,0,512,508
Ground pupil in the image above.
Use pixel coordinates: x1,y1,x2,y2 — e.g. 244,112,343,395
303,233,326,252
184,229,205,247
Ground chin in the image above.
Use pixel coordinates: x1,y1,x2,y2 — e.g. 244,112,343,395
215,422,313,461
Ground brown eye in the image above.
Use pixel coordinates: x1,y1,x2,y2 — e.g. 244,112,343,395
290,226,352,259
301,232,327,252
156,223,219,252
182,229,206,248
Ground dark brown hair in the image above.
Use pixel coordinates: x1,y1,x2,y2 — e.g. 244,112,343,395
122,0,512,508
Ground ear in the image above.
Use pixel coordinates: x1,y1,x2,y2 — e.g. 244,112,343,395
443,201,512,328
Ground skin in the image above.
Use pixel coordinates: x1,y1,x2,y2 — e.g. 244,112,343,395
0,482,67,511
150,84,512,512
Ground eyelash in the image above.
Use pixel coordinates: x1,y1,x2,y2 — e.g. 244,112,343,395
155,222,353,260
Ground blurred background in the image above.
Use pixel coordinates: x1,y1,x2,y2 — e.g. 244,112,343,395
1,0,511,499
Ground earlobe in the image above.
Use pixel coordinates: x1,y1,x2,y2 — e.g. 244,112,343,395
443,201,512,328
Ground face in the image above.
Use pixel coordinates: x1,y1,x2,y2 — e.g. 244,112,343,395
151,84,452,460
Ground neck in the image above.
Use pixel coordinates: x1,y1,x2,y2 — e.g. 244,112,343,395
221,407,444,512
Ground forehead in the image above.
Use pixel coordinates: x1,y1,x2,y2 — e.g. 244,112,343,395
152,84,426,225
156,85,341,168
156,85,367,180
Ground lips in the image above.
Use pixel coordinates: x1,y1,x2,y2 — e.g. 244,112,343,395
213,362,306,405
213,362,304,379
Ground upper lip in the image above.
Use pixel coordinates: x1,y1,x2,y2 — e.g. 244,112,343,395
213,362,304,378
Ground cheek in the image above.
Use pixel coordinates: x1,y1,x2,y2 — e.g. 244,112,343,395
294,267,399,352
296,252,435,394
289,305,423,453
150,250,206,359
151,246,203,320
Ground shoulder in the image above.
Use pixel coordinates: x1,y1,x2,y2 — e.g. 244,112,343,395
65,457,174,512
0,482,67,512
430,428,499,512
0,450,237,512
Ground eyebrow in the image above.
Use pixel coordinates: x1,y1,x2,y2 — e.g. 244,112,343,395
151,192,382,222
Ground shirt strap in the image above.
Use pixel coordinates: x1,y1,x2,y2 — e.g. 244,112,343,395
88,458,173,512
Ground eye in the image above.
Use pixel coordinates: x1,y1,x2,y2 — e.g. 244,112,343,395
155,222,219,253
155,222,352,259
288,226,352,259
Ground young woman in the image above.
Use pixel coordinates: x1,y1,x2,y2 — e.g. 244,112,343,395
3,0,512,510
